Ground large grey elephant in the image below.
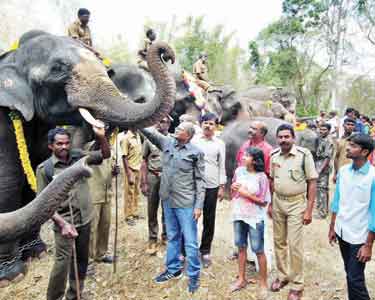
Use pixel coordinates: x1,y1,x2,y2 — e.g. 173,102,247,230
0,30,176,286
219,86,298,125
109,64,232,130
220,117,318,184
240,86,297,112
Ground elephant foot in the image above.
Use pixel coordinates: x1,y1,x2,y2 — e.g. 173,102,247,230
0,259,26,288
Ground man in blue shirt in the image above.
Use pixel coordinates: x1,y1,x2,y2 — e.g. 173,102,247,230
354,109,364,134
141,122,205,294
329,133,375,300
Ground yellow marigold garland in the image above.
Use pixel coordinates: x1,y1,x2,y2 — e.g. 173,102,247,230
109,127,119,146
9,111,37,192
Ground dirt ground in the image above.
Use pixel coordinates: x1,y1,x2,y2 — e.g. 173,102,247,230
1,191,375,300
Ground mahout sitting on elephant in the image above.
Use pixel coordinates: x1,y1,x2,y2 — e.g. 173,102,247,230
0,30,176,286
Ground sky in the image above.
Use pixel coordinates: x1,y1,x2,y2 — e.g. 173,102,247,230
86,0,283,51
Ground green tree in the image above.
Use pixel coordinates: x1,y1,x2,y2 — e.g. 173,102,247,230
143,16,246,88
103,34,131,64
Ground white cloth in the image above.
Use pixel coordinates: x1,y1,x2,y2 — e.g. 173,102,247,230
192,134,226,188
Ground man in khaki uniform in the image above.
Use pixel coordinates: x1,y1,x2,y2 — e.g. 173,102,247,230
193,53,210,91
67,8,93,47
141,117,171,254
121,129,142,225
269,123,317,300
37,126,110,300
85,132,118,265
333,117,356,183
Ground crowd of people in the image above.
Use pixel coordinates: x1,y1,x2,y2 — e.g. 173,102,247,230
26,7,375,300
36,109,375,300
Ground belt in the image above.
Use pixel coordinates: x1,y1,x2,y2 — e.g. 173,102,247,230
275,193,305,201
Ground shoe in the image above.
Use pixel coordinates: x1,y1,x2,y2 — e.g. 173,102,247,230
97,255,115,264
188,277,200,293
270,278,289,292
154,270,183,284
146,242,158,255
201,254,212,268
287,289,303,300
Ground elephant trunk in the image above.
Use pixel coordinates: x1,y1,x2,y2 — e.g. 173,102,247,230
0,156,94,243
66,41,176,128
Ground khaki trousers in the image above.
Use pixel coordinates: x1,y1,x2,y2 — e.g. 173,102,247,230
273,194,306,291
89,201,111,260
47,223,90,300
124,170,141,219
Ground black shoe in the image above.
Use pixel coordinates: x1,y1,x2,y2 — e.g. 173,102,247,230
154,270,183,284
97,255,115,264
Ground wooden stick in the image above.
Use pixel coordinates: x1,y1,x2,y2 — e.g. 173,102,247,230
113,130,119,274
69,201,81,300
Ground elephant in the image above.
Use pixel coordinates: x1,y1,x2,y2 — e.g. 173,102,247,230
220,117,318,185
239,86,297,112
109,63,232,131
219,86,297,126
0,30,176,286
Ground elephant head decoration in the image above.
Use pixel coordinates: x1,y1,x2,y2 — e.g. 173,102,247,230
0,30,176,286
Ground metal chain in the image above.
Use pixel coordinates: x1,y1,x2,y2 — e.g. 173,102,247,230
0,238,43,273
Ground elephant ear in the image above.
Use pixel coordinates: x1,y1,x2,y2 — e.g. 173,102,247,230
0,64,34,121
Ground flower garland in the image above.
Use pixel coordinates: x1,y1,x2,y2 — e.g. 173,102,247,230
9,111,37,192
109,127,119,146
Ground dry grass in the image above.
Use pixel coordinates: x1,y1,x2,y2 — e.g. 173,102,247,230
1,195,375,300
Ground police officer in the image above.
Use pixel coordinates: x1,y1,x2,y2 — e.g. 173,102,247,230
268,124,317,300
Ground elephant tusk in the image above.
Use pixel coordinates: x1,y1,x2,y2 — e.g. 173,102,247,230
78,108,105,128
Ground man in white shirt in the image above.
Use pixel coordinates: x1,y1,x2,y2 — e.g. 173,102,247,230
192,113,226,267
329,133,375,300
327,111,339,138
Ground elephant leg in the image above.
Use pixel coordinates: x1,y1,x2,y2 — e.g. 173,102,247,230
20,184,47,260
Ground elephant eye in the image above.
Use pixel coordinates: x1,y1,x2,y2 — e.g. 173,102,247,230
51,64,63,73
